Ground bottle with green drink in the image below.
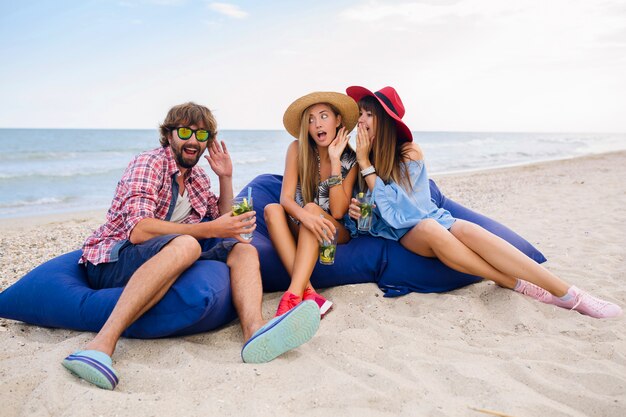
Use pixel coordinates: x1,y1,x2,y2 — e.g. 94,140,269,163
232,195,254,240
357,192,373,231
319,215,337,265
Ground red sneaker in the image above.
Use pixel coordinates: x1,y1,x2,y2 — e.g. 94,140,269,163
275,291,302,317
303,287,333,318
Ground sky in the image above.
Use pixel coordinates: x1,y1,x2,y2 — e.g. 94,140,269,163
1,0,625,132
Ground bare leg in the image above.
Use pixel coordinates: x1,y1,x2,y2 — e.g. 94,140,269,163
266,203,331,295
400,219,520,289
287,203,350,297
265,203,298,276
449,220,569,296
399,219,622,318
85,235,201,356
226,244,265,342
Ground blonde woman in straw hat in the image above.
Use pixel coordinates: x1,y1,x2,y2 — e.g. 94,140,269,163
265,92,359,317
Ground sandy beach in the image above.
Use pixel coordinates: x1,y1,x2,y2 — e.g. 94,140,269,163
1,151,624,417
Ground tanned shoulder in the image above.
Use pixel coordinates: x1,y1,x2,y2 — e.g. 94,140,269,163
286,140,299,158
401,142,424,162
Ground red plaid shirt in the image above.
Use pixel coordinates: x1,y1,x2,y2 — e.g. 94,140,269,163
81,146,220,265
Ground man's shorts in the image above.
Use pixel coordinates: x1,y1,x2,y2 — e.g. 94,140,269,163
85,234,238,289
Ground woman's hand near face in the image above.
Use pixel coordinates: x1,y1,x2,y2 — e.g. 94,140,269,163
328,127,349,163
356,124,373,167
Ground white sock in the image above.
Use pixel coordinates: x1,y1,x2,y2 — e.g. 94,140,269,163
559,287,573,301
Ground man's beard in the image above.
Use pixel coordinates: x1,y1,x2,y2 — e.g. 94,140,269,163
172,142,202,169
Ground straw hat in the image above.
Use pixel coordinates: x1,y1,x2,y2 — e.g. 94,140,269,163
346,86,413,142
283,92,359,139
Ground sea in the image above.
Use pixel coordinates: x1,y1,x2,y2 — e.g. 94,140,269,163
1,128,625,219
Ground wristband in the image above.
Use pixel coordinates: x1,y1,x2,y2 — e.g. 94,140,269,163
360,166,376,177
363,171,376,178
327,175,343,187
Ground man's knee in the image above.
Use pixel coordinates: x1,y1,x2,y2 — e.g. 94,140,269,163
166,235,201,264
227,243,259,268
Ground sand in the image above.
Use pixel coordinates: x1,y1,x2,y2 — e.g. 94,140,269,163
1,152,625,417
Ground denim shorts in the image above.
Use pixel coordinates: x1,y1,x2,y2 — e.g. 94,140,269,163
85,234,237,289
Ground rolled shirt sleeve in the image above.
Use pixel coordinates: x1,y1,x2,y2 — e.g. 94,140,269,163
119,155,164,236
370,160,455,238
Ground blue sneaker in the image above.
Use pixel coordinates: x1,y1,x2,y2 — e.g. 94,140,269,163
62,350,119,390
242,300,320,363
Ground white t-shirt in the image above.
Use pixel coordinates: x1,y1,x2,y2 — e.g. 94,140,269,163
170,188,192,223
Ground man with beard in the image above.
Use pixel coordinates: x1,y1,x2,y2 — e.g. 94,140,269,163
63,102,320,390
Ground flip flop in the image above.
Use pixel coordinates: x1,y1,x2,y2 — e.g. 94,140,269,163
241,300,320,363
62,350,119,390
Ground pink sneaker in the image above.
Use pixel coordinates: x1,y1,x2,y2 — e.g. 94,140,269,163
514,280,554,303
552,286,623,319
303,287,333,318
275,291,302,317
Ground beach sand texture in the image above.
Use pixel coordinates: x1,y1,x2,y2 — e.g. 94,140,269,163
1,152,624,417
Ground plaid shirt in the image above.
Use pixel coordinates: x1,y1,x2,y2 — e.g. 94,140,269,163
81,146,220,265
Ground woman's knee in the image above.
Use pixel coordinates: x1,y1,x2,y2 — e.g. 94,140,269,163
452,220,483,241
264,203,285,225
415,218,441,234
415,219,448,246
303,202,323,214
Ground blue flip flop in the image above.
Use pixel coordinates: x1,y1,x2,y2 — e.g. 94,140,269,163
62,350,119,390
241,300,320,363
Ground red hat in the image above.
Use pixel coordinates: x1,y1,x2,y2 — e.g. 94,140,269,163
346,86,413,142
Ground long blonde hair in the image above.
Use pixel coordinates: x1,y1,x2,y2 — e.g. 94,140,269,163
297,103,344,204
357,96,412,192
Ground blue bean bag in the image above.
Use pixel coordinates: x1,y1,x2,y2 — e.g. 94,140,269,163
248,174,546,296
0,251,237,338
0,174,546,338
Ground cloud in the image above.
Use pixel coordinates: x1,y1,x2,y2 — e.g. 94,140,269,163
118,0,186,6
274,49,300,56
338,0,479,24
208,2,248,19
339,0,624,34
337,0,626,63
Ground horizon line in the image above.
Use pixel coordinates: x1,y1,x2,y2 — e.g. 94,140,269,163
1,127,625,135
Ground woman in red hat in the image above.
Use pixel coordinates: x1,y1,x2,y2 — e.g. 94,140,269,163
265,92,359,317
346,85,621,318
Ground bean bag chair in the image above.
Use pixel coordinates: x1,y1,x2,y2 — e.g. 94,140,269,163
248,174,546,296
0,251,237,338
0,174,546,338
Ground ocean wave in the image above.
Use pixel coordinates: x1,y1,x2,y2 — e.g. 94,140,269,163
234,157,268,165
0,150,134,162
0,151,79,161
0,196,72,209
466,138,498,146
0,167,123,180
575,139,626,154
423,137,499,149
